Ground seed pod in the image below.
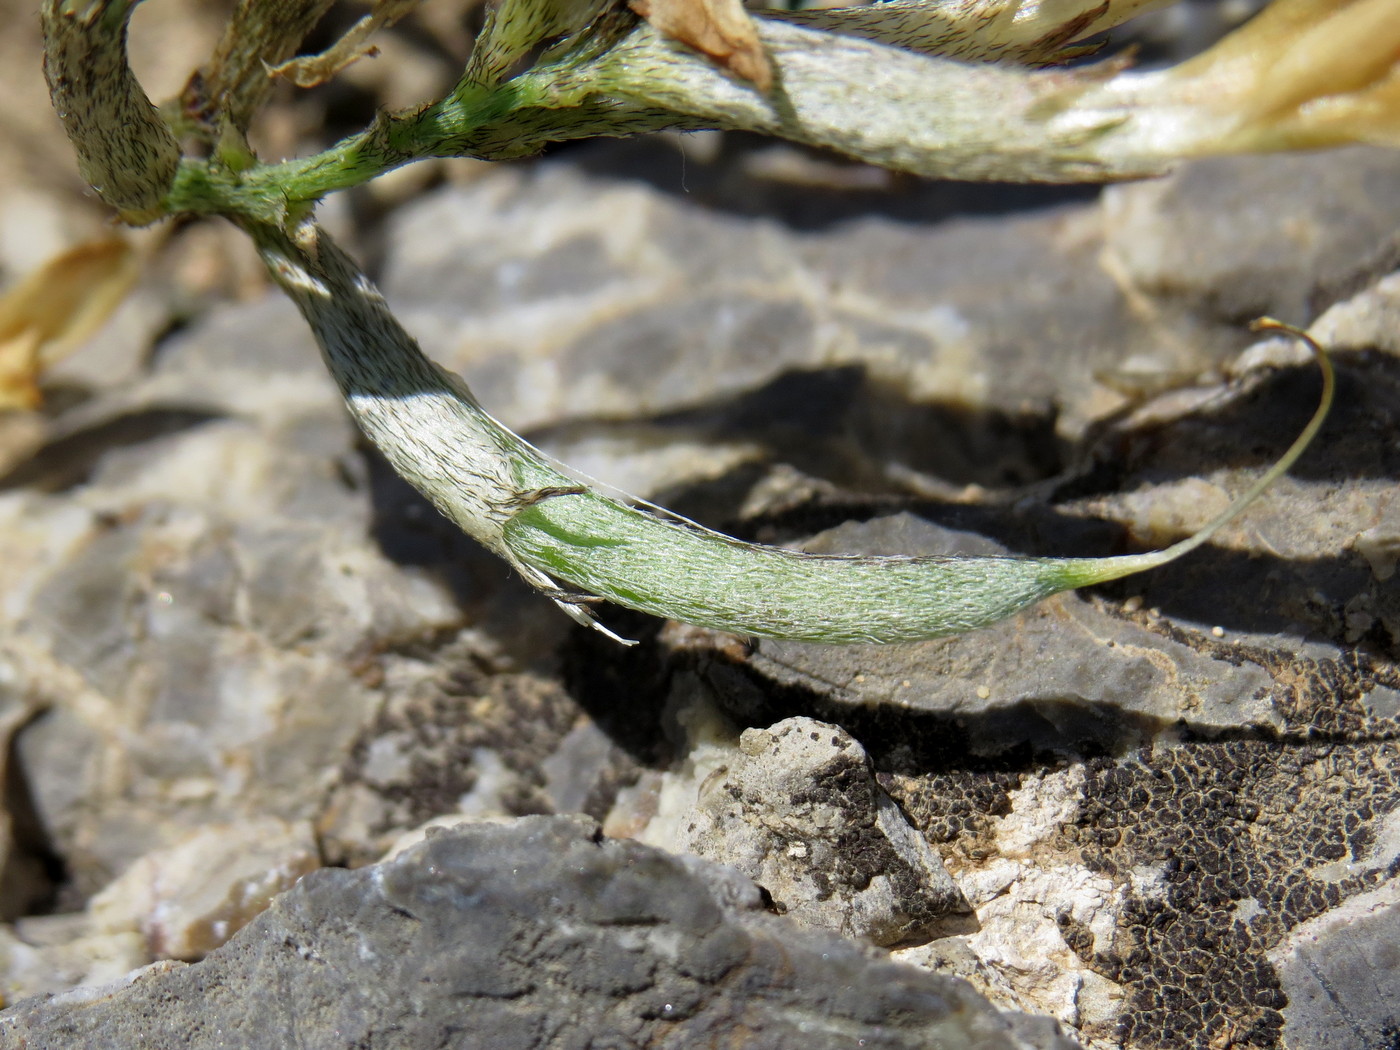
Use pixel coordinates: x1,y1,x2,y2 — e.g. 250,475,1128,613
256,220,1333,646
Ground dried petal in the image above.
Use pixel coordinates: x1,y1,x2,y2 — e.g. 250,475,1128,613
0,239,137,411
630,0,772,91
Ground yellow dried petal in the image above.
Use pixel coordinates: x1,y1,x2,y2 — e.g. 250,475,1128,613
0,238,138,411
1160,0,1400,150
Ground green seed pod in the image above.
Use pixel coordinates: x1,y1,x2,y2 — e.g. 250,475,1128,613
256,220,1333,646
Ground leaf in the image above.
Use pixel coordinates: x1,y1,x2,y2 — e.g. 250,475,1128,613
553,0,1399,184
464,0,615,89
0,239,138,411
630,0,773,91
564,17,1149,181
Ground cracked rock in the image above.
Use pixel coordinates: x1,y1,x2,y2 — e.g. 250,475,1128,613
1271,875,1400,1050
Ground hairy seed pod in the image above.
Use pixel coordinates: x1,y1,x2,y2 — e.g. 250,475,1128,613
255,219,1333,647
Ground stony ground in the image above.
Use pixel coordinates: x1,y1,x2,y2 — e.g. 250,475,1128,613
0,3,1398,1048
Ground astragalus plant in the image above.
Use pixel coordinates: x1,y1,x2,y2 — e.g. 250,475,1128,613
42,0,1385,643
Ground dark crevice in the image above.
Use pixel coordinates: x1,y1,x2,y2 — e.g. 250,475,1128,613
0,711,69,921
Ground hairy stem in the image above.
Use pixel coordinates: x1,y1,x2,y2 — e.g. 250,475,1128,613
41,0,181,224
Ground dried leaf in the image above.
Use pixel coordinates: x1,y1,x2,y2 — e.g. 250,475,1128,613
0,239,138,411
630,0,772,91
271,0,422,88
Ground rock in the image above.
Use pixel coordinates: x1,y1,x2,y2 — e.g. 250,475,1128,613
0,687,46,922
738,512,1290,746
0,817,1074,1050
0,287,553,902
88,817,319,961
1271,877,1400,1050
637,708,971,947
1101,148,1400,328
372,154,1152,492
627,249,1400,1047
1,119,1398,1050
0,920,147,1007
316,647,583,866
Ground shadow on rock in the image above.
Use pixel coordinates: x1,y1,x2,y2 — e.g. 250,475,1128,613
0,407,225,493
559,133,1102,233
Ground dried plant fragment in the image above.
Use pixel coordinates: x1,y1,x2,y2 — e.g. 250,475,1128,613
0,239,137,411
272,0,423,88
631,0,773,90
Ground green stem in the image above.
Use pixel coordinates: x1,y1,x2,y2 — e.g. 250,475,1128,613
162,72,673,220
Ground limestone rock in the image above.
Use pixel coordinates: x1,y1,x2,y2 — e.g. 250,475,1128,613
0,921,146,1007
641,242,1400,1045
0,817,1074,1050
1101,148,1400,328
317,649,583,867
88,817,319,961
639,712,970,947
0,291,539,904
0,120,1397,1050
1271,877,1400,1050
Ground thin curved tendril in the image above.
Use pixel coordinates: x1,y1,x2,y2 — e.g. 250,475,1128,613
1059,318,1335,586
257,220,1334,647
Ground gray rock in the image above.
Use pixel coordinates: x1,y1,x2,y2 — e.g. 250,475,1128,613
1102,148,1400,328
0,287,558,904
317,647,583,867
744,512,1287,746
630,228,1400,1047
0,817,1074,1050
1272,878,1400,1050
